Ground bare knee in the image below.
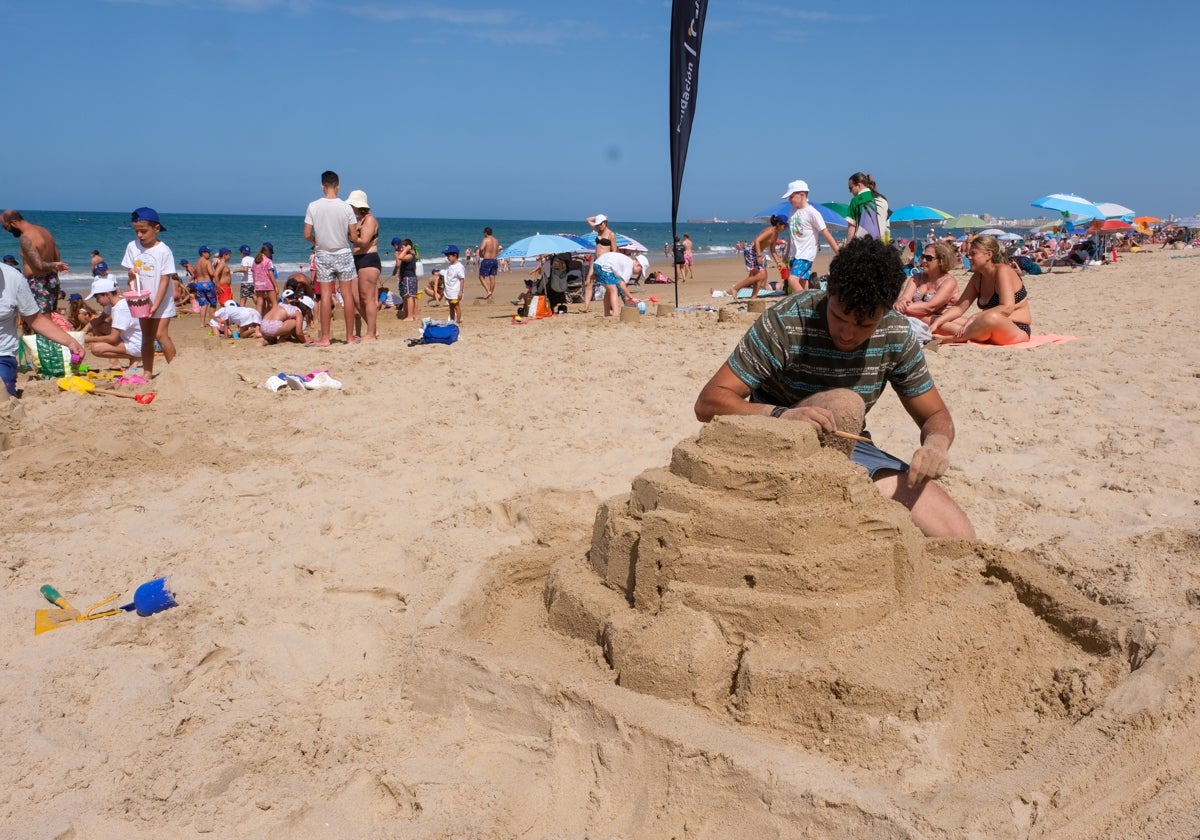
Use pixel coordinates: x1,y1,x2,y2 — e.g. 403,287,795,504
798,388,866,433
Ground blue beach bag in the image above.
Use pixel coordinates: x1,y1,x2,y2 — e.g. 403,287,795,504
422,321,460,345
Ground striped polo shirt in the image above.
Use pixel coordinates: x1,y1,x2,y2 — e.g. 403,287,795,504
727,290,932,415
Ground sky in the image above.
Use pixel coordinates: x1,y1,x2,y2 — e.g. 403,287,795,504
5,0,1196,222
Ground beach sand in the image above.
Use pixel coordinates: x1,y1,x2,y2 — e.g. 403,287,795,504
3,250,1200,838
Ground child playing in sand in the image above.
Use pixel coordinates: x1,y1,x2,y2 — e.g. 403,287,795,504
120,207,177,377
257,296,314,346
435,245,465,324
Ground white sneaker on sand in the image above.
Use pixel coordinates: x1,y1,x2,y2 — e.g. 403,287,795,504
263,375,287,392
303,371,342,390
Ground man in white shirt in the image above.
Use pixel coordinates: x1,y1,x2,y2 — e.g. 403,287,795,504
1,263,82,396
82,276,143,365
302,170,356,346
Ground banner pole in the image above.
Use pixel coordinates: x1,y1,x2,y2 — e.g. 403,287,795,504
669,0,708,312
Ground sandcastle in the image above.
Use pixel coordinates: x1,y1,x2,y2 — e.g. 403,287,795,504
544,416,1139,775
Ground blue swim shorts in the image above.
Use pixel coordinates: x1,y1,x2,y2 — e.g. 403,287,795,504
1,354,17,396
479,258,498,277
195,281,217,307
594,266,621,286
851,438,909,478
789,258,813,280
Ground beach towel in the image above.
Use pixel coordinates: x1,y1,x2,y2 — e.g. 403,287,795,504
938,334,1080,349
735,288,786,299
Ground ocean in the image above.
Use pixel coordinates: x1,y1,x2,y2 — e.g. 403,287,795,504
18,211,754,295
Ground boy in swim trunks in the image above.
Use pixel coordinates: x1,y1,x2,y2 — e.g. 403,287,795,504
193,246,217,328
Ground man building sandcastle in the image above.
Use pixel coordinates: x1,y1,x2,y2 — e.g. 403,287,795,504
694,236,973,539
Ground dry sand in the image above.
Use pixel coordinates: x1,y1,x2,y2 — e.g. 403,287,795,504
3,250,1200,838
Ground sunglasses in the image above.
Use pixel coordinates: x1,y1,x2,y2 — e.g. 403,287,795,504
921,254,936,261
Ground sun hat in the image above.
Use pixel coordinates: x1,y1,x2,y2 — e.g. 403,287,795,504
86,277,118,300
346,190,370,209
591,214,608,226
198,245,211,255
442,244,459,255
94,261,108,273
131,207,167,231
239,245,251,255
781,180,809,198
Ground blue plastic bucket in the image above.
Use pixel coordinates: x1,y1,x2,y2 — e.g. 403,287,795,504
131,577,177,616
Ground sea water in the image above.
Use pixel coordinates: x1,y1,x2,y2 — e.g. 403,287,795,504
18,211,754,295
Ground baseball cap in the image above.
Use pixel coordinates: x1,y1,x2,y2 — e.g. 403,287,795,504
346,189,370,209
131,206,166,231
198,245,211,255
224,300,238,308
591,214,608,226
391,237,402,246
68,293,83,301
239,245,251,255
442,245,459,255
298,295,316,310
280,289,294,300
218,247,232,257
262,242,273,251
2,255,15,263
635,255,650,276
94,260,109,273
781,179,810,198
179,258,190,265
86,277,118,300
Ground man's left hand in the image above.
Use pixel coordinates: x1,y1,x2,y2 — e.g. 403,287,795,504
907,439,950,487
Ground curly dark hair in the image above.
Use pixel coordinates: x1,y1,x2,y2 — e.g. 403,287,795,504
826,236,906,320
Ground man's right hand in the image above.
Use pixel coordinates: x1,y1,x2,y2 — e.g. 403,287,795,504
776,405,837,434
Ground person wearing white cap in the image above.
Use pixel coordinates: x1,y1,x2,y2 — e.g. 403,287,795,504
582,214,619,313
257,296,315,346
591,251,641,317
82,276,143,367
781,179,839,292
213,299,264,339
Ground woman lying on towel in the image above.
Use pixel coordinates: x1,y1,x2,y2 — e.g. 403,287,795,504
894,240,958,342
930,235,1031,345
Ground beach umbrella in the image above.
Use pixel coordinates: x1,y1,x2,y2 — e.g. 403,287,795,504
754,200,848,228
942,214,988,230
1095,202,1135,220
980,228,1007,236
997,233,1025,242
498,233,591,260
1173,216,1200,228
1032,193,1106,221
890,204,952,224
1132,216,1161,226
573,230,649,252
1088,220,1132,232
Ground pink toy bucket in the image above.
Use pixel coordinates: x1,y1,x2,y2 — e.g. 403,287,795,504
124,291,153,318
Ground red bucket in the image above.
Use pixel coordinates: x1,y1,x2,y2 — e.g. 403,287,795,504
124,291,153,318
779,266,789,281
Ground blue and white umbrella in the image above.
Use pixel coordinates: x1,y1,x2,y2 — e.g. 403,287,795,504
498,233,591,260
755,200,848,227
889,204,952,224
570,230,649,252
1032,193,1107,220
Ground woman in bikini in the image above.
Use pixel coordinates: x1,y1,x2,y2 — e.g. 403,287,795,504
930,235,1032,345
347,189,381,341
895,240,958,327
581,214,618,313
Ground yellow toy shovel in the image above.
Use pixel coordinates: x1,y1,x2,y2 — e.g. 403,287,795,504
34,585,123,635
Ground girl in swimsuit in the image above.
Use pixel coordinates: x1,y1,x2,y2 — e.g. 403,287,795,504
930,235,1032,345
257,297,313,346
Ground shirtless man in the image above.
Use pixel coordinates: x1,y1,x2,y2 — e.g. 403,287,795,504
582,214,619,314
477,226,500,301
681,232,694,281
1,210,69,314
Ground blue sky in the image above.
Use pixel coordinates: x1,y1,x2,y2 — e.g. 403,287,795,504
6,0,1196,221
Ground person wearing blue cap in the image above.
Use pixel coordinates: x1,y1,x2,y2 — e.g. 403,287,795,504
237,245,254,307
433,245,465,324
193,246,217,326
213,248,234,308
120,206,177,377
1,255,17,267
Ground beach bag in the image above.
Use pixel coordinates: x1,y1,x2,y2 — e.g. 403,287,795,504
422,321,459,345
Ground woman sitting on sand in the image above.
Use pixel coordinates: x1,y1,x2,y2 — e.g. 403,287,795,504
257,296,314,346
930,235,1031,345
894,240,958,339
